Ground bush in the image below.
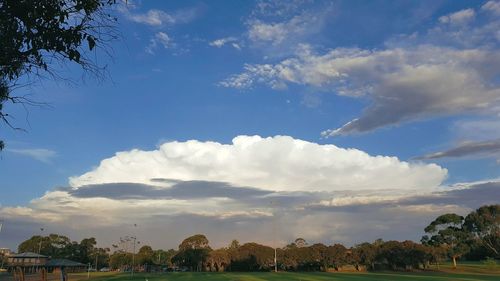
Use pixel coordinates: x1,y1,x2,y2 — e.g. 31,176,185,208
482,257,498,270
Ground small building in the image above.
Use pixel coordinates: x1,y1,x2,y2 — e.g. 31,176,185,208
8,252,48,268
8,253,86,281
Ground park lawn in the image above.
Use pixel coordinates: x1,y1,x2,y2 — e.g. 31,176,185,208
72,270,500,281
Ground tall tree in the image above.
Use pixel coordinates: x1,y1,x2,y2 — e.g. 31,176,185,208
353,242,378,270
423,213,470,269
137,245,154,265
463,204,500,258
172,234,211,271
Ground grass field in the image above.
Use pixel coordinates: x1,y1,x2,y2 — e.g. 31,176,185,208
70,263,500,281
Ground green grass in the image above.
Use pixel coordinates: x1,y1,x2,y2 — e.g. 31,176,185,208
72,268,500,281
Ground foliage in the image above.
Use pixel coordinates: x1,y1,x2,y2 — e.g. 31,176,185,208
17,234,108,267
464,205,500,258
0,0,118,149
137,245,154,265
109,251,131,270
423,213,470,268
482,257,498,270
172,234,211,272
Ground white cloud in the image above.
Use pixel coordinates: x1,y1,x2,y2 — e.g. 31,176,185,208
222,45,500,136
482,1,500,15
118,3,199,27
70,135,447,192
209,37,240,49
222,4,500,135
208,37,236,48
8,148,56,163
247,13,322,46
128,9,176,26
231,43,242,50
145,32,173,54
245,1,331,51
439,8,475,25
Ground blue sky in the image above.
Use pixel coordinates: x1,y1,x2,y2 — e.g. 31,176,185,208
1,0,500,250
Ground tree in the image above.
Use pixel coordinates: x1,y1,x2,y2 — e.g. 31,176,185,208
207,249,230,272
228,240,240,250
423,213,470,269
308,243,329,271
78,237,97,264
294,238,307,248
137,245,154,266
353,242,378,270
229,243,274,271
172,234,211,271
0,0,118,149
109,251,132,270
464,204,500,258
18,234,72,258
17,234,107,266
152,249,176,266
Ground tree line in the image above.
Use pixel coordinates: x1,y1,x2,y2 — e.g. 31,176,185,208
7,204,499,272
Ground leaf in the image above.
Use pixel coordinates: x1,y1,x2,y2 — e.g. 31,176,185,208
88,36,96,51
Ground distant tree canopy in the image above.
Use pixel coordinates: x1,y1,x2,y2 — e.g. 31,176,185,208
0,0,118,150
17,234,109,267
14,204,500,273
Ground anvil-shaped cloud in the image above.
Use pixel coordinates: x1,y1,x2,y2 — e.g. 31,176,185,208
70,135,447,192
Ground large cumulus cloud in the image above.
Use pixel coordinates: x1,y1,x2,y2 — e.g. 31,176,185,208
69,135,447,191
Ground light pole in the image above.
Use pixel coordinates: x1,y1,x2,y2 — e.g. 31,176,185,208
271,201,278,273
95,252,98,271
131,236,136,276
0,220,4,270
131,223,137,277
36,228,44,272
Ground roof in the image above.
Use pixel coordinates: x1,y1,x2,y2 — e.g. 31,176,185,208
45,259,86,267
9,252,48,258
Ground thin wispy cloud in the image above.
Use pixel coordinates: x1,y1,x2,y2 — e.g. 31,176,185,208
145,32,173,54
416,139,500,160
118,2,200,27
245,0,332,54
8,148,57,163
209,37,241,50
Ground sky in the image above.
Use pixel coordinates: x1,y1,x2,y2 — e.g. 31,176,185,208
1,0,500,251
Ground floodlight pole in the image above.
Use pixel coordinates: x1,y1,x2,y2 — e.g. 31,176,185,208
131,236,136,276
131,223,137,277
37,228,44,272
271,201,277,273
0,220,4,270
274,247,277,273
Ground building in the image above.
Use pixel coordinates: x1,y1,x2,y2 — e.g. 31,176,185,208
7,252,86,281
7,252,48,268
